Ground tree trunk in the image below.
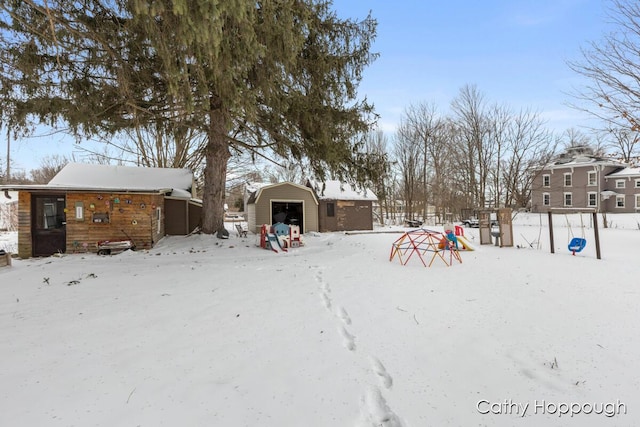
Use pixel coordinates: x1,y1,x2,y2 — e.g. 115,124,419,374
201,105,231,234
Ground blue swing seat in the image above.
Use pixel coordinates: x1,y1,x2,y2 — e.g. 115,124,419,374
568,237,587,253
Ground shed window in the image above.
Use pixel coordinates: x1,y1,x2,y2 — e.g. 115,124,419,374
326,202,335,217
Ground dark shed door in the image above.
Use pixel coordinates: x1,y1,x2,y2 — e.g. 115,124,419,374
32,195,66,256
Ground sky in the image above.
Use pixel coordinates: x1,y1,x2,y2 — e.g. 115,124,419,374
331,0,612,132
1,212,640,426
4,0,614,175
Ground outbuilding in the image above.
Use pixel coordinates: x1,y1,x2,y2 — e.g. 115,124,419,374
307,179,377,232
245,182,319,234
0,163,200,258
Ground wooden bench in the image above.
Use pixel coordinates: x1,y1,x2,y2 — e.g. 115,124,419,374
235,224,247,238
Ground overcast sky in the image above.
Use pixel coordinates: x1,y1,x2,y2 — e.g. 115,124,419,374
6,0,614,174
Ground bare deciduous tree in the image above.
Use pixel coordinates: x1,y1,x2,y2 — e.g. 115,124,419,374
451,84,494,209
29,154,70,184
568,0,640,143
394,121,422,221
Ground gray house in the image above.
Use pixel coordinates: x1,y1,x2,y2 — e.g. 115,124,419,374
602,167,640,212
531,146,628,213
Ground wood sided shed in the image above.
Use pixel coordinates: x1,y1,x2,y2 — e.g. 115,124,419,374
0,163,200,258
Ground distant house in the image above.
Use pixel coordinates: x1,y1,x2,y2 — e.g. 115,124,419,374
530,146,628,213
306,179,377,232
244,182,319,234
0,163,199,258
602,167,640,212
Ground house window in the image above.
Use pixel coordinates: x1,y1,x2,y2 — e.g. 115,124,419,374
587,171,597,186
542,174,550,187
156,207,162,233
616,195,625,208
636,194,640,209
635,179,640,188
542,193,550,206
564,173,572,187
587,192,598,208
326,202,335,217
616,180,625,189
564,192,572,207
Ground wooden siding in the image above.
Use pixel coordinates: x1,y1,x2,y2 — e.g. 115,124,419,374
17,192,32,258
65,193,164,253
318,199,373,232
17,191,165,258
188,201,202,233
251,183,318,233
165,198,188,235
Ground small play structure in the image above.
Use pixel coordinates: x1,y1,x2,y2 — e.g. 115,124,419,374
259,223,303,253
450,225,476,251
389,229,463,267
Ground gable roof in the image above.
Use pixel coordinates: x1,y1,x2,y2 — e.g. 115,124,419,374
307,178,377,201
0,163,194,197
247,181,318,205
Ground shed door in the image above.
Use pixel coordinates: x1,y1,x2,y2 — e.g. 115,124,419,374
271,201,304,231
32,195,66,256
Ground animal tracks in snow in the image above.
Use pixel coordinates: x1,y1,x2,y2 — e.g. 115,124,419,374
337,306,351,325
370,357,393,389
321,293,332,310
310,266,402,423
357,387,405,427
339,326,357,352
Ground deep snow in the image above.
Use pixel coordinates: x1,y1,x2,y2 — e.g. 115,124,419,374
1,213,639,426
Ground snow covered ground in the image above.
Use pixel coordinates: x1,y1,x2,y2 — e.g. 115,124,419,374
1,213,639,426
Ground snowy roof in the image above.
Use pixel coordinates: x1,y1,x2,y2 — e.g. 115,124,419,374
46,163,194,196
307,179,377,201
244,182,272,195
544,155,625,170
605,167,640,178
0,164,194,197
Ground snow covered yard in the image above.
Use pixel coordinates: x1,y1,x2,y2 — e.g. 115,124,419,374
1,214,639,426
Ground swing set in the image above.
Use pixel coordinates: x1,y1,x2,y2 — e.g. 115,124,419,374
547,209,601,259
566,213,587,255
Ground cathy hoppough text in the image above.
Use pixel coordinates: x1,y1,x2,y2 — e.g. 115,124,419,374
477,399,627,418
